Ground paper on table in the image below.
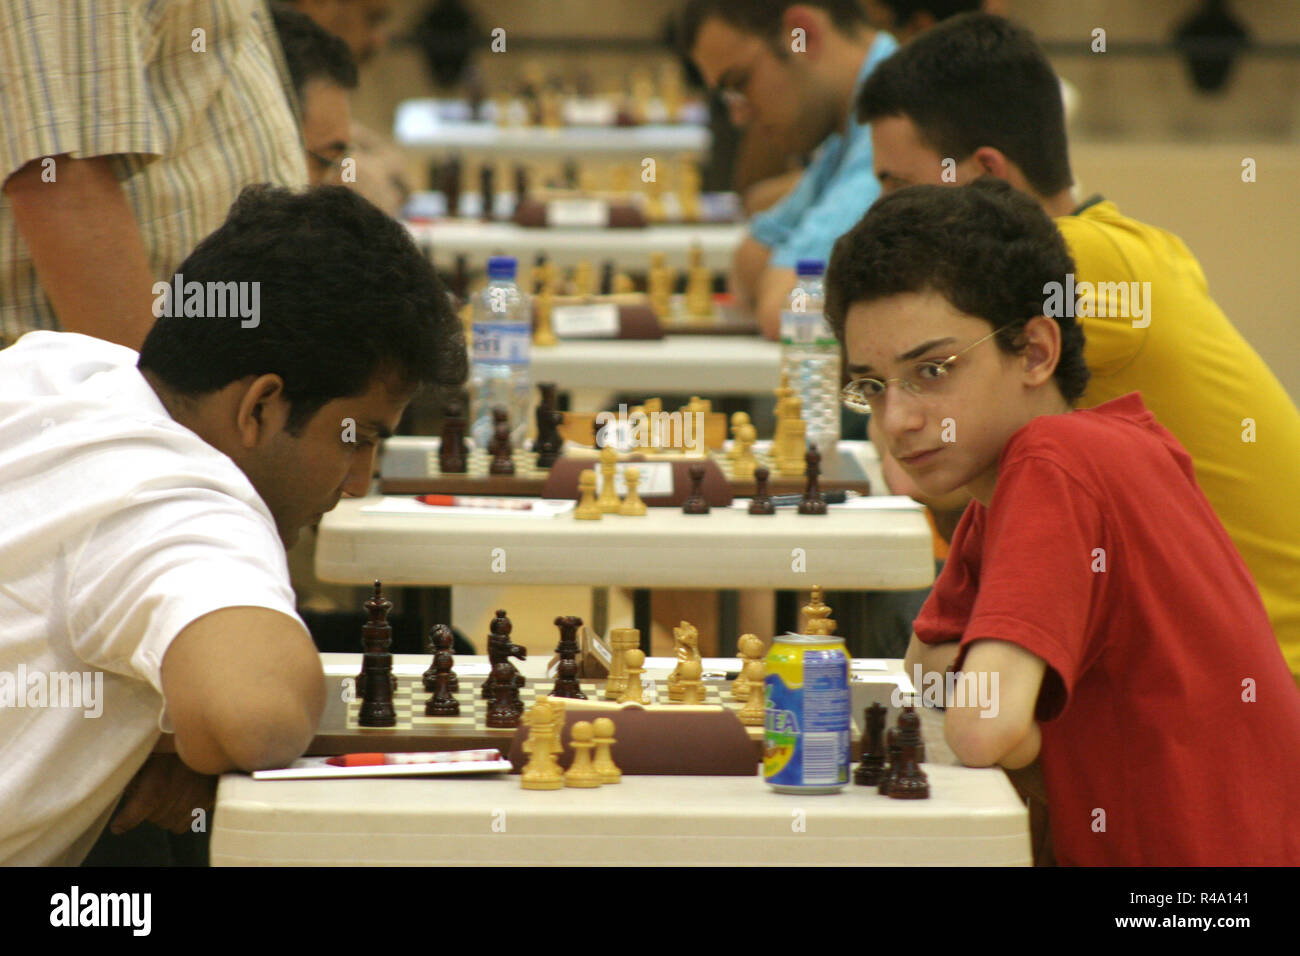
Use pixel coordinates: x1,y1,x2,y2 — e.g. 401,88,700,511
251,757,514,781
360,496,576,518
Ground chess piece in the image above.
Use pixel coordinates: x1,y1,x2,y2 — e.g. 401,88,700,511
889,707,930,799
479,162,495,221
727,412,751,460
515,163,529,204
667,621,701,701
482,609,527,701
564,721,603,787
486,660,522,727
801,585,836,635
358,581,396,727
678,659,704,704
439,403,468,474
597,445,622,513
618,648,650,704
648,252,673,318
599,260,614,296
682,463,709,514
550,616,587,699
731,634,764,700
424,653,460,717
685,243,712,318
733,423,757,479
534,382,563,466
613,271,635,295
879,727,902,796
489,407,515,475
677,159,701,222
897,702,927,765
573,260,595,297
521,700,565,790
533,280,557,346
748,466,775,515
591,717,621,783
423,623,459,693
854,703,888,786
575,469,602,519
738,658,765,726
618,467,647,515
605,627,639,699
797,444,826,514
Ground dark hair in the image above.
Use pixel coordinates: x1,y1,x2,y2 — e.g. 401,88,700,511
139,185,466,433
678,0,867,55
825,178,1089,403
857,12,1072,196
871,0,981,28
271,2,359,104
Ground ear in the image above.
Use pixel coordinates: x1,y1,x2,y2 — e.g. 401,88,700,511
1020,316,1062,386
233,374,292,449
783,5,825,58
970,146,1013,181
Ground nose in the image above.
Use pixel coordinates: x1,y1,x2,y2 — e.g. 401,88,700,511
341,446,377,498
728,98,753,127
874,382,926,440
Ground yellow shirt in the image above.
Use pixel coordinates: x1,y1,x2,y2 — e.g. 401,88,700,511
1057,200,1300,685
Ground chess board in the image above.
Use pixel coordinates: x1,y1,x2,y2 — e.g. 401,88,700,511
310,674,768,756
378,443,871,498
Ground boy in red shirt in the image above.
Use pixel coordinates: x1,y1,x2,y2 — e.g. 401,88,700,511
825,178,1300,865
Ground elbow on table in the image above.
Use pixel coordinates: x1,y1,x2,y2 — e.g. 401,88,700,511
944,707,1029,769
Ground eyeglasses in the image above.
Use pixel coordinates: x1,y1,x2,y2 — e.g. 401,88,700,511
307,149,346,175
841,325,1011,413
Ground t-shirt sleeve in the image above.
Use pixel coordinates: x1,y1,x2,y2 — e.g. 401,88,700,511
0,0,165,184
1054,216,1146,379
960,455,1110,720
65,481,303,731
765,138,881,270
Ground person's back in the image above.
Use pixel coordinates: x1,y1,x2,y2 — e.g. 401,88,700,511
928,395,1300,864
1058,201,1300,687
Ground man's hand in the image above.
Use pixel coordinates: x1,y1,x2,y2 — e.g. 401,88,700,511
110,754,216,835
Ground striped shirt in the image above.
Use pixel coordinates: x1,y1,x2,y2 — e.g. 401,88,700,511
0,0,307,341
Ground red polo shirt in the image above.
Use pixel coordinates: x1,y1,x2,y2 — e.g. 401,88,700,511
915,393,1300,865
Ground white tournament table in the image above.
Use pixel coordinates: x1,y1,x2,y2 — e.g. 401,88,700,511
210,658,1030,866
407,220,746,273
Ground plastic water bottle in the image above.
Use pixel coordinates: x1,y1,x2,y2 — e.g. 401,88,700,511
780,259,840,453
469,256,532,448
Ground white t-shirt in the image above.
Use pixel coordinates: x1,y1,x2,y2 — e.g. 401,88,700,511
0,331,301,865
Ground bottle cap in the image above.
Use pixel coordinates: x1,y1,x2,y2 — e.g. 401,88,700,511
487,256,518,279
795,259,825,278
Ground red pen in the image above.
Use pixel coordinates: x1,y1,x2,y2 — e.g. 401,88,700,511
417,494,533,510
325,749,503,767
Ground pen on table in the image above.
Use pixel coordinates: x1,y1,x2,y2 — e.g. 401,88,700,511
325,749,503,767
767,490,859,507
417,494,533,510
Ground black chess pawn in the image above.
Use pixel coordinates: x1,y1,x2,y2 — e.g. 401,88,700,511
878,727,902,796
748,465,775,515
515,165,530,206
797,443,827,515
424,655,460,717
485,661,522,727
854,703,888,786
889,741,930,799
439,403,468,474
682,462,710,514
358,581,396,727
897,704,927,765
489,407,515,475
423,624,459,694
599,260,614,296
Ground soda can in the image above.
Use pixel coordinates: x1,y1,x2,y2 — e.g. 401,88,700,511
764,634,851,793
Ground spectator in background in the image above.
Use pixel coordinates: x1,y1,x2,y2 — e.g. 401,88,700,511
272,3,361,186
862,0,982,42
0,0,306,350
283,0,412,215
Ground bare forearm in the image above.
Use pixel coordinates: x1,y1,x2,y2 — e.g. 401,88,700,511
5,155,156,349
732,237,770,309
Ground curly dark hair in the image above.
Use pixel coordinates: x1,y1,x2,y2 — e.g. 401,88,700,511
857,12,1072,197
825,178,1090,403
139,185,467,433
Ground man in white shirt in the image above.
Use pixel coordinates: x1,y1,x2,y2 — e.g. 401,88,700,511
0,185,466,865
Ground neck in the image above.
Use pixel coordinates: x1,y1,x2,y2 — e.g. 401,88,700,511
825,28,875,128
967,389,1074,508
1040,188,1077,218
